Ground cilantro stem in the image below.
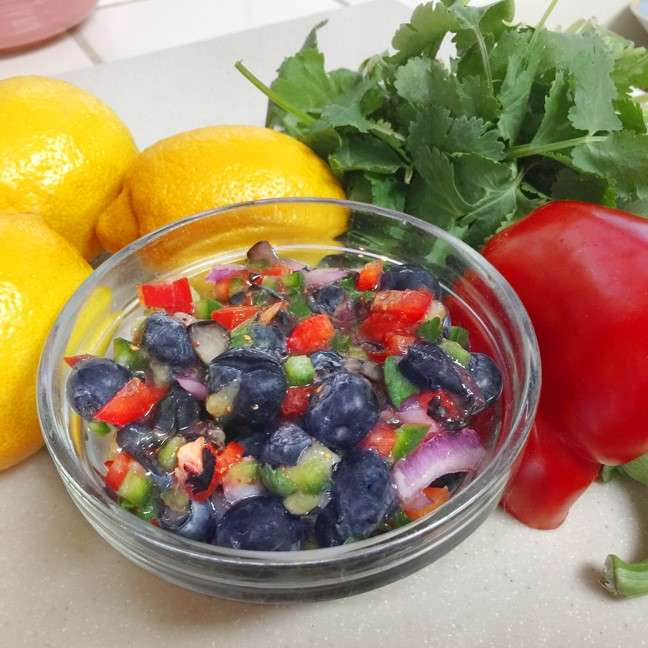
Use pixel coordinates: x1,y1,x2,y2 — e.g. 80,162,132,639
508,135,608,160
472,29,494,96
536,0,560,30
234,61,316,127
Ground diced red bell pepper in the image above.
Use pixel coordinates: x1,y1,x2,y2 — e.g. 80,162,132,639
104,451,133,491
138,277,194,314
385,334,416,356
211,305,259,330
64,354,94,368
281,385,315,417
360,422,397,459
94,379,166,426
286,314,335,355
258,263,291,277
366,347,388,364
360,312,418,343
216,441,245,478
357,260,383,291
403,486,449,520
371,289,432,320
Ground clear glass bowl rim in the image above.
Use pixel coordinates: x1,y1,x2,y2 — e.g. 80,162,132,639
38,197,540,567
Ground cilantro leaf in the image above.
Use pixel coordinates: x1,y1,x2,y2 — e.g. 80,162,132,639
531,70,583,146
409,106,504,160
391,2,459,64
571,131,648,202
329,135,404,175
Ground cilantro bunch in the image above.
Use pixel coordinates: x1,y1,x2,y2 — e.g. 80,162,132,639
237,0,648,250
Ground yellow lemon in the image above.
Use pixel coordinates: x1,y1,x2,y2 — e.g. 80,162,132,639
0,214,91,471
0,76,138,260
96,125,347,255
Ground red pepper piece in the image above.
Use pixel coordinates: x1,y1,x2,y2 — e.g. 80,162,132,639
360,422,397,459
138,277,193,314
286,314,335,355
483,201,648,529
104,451,132,491
357,260,383,291
210,305,259,330
281,385,315,417
385,334,416,356
371,289,432,320
403,487,449,520
94,379,166,426
360,312,418,343
216,441,245,478
64,354,94,368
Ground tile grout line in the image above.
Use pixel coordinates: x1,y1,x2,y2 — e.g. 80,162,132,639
68,27,103,65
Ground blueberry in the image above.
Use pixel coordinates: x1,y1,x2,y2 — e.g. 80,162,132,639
159,499,217,543
314,502,344,548
248,323,285,356
208,349,287,426
214,496,306,551
305,372,378,449
142,312,196,366
379,263,440,296
323,450,395,542
117,423,170,477
261,423,312,467
238,431,269,459
67,358,130,419
272,309,297,337
399,342,464,394
469,353,503,407
154,383,201,435
310,351,344,376
308,285,345,314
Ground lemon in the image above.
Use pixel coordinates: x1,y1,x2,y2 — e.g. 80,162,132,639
0,214,91,471
0,76,138,260
96,125,347,254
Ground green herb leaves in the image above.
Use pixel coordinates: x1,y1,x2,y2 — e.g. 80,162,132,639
238,1,648,251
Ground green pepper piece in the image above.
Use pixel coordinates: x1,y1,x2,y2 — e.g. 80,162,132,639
284,355,315,386
384,356,419,408
392,424,428,461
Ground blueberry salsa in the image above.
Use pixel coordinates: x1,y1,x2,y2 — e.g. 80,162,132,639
65,240,502,552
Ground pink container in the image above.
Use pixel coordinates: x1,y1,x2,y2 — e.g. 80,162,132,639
0,0,97,51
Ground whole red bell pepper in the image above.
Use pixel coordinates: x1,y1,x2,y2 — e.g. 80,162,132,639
482,201,648,529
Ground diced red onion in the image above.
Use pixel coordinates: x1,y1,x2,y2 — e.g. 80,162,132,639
173,312,198,327
205,264,246,283
176,375,208,401
222,479,265,505
303,267,350,289
391,428,486,505
283,258,307,271
397,396,441,430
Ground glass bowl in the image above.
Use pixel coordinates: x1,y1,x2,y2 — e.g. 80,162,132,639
38,198,540,603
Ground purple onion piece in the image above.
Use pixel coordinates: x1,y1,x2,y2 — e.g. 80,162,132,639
282,257,307,271
205,264,246,283
303,267,350,289
391,428,486,505
176,375,208,401
222,479,265,505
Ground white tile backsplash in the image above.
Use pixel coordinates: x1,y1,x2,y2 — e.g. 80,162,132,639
0,33,92,79
78,0,340,61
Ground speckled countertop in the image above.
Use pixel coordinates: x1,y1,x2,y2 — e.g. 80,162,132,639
1,2,647,646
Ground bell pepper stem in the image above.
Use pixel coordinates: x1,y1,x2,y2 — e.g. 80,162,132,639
601,554,648,597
